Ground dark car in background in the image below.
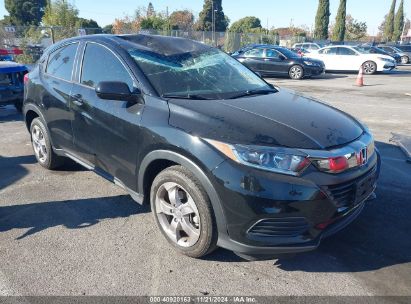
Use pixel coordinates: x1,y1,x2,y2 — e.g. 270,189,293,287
378,45,409,64
0,60,28,111
24,34,379,260
391,44,411,64
356,45,402,64
232,45,325,79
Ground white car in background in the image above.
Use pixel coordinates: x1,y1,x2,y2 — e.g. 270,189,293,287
292,42,322,51
306,45,396,74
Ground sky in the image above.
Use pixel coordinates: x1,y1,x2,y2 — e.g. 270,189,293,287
0,0,410,35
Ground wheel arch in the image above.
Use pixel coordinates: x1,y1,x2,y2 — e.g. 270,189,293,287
138,150,228,237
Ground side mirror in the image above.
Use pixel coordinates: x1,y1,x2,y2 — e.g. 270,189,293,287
95,81,140,101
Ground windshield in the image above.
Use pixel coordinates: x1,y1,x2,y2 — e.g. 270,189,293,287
128,48,272,99
391,46,402,52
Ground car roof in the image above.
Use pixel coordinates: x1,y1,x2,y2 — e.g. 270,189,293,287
48,34,213,57
0,61,27,73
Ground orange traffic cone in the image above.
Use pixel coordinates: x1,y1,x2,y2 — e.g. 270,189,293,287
356,66,364,87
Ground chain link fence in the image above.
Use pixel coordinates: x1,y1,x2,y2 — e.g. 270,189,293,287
0,25,314,64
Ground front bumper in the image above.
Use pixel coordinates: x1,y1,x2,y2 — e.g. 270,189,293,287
211,136,380,256
305,65,325,76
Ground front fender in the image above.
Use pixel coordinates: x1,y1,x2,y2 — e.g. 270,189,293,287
138,150,229,238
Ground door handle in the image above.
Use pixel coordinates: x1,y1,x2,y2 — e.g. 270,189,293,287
71,93,84,106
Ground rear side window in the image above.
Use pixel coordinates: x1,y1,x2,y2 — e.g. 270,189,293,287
46,43,78,81
319,48,338,55
81,43,134,90
243,48,264,58
338,47,356,55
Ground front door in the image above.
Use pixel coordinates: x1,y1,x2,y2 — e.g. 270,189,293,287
71,42,144,190
260,49,289,75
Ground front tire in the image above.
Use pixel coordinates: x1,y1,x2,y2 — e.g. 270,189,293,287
150,165,218,258
30,117,65,169
362,61,377,75
401,56,409,64
289,65,304,80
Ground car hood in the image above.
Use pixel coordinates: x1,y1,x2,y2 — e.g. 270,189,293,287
167,88,364,149
362,53,394,61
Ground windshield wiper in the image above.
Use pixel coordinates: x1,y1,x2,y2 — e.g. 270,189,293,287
161,93,212,100
228,88,277,99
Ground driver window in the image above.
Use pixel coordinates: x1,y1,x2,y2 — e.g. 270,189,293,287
338,47,356,56
265,49,281,59
81,43,135,90
243,48,264,58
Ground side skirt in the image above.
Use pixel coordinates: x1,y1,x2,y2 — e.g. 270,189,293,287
55,148,144,204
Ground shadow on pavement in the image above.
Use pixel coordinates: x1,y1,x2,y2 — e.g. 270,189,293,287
0,155,36,190
0,195,149,240
0,105,23,123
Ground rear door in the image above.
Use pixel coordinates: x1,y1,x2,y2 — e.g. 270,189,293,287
316,47,338,70
336,47,361,71
260,48,289,75
71,42,144,189
41,42,79,151
237,48,265,72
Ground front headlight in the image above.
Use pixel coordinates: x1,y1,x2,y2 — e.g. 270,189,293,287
205,139,310,175
303,60,315,66
378,57,394,63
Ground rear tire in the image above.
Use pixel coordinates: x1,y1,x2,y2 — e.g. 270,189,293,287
289,65,304,80
150,165,218,258
362,61,377,75
30,117,65,170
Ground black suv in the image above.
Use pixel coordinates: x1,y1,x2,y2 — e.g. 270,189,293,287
24,35,380,259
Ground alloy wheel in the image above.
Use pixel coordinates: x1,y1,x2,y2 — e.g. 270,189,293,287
155,182,201,247
363,62,376,74
401,56,409,64
32,125,48,163
290,66,303,79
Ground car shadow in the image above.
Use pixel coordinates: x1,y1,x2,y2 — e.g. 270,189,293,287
0,195,149,240
0,155,36,190
208,142,411,272
0,105,23,123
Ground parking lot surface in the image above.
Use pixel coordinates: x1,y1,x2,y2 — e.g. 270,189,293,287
1,66,411,296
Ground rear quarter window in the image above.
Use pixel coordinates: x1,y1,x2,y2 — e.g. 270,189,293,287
46,43,78,81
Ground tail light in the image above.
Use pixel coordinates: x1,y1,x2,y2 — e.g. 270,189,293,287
24,73,29,85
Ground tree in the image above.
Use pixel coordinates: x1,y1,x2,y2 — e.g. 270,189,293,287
102,24,114,34
384,0,396,41
196,0,228,31
42,0,79,40
169,10,194,31
140,16,168,31
314,0,330,39
229,16,261,33
5,0,47,25
147,2,155,17
76,18,100,29
393,0,404,41
345,15,367,41
332,0,346,41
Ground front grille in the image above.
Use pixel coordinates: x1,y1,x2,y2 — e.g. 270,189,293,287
324,166,377,208
247,217,309,237
326,181,356,207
